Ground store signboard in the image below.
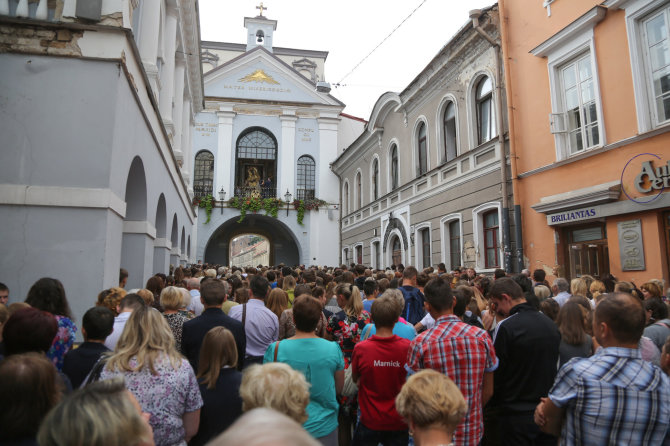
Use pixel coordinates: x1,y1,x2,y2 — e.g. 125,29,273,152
547,206,601,226
617,219,645,271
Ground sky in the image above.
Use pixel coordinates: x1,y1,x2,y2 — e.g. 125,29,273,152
199,0,495,120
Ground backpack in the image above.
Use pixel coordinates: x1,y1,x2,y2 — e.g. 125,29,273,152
400,286,426,325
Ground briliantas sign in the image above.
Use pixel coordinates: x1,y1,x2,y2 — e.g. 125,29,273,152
635,160,670,193
547,207,599,225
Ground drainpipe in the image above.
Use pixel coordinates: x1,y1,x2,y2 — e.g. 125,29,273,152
470,8,514,273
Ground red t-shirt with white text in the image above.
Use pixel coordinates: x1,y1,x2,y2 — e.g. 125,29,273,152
351,334,410,431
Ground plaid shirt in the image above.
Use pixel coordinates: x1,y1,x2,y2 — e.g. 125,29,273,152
407,314,498,446
549,347,670,445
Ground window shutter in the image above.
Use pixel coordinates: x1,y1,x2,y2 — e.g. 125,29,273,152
549,112,567,134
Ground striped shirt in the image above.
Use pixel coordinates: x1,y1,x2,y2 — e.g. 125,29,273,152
549,347,670,445
407,314,498,446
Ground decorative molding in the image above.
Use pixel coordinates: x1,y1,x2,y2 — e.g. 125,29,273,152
531,181,621,214
154,238,172,249
531,6,606,57
0,184,126,217
122,220,157,239
382,217,409,252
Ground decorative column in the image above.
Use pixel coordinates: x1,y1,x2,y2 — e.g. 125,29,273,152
138,0,161,98
180,97,192,191
317,114,341,203
216,105,236,198
279,109,298,197
172,55,186,159
159,5,178,136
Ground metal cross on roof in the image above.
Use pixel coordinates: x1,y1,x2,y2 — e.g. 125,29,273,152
256,2,266,17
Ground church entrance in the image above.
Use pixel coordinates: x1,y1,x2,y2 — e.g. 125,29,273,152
204,214,300,266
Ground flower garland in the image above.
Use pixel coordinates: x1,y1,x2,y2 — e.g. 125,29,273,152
197,194,214,224
198,195,329,225
228,197,283,223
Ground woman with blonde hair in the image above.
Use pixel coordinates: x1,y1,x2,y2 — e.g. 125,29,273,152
570,278,588,299
282,275,297,308
99,306,203,446
326,283,370,366
240,362,311,424
160,286,189,351
96,287,127,316
395,369,467,446
190,327,242,446
267,288,289,320
641,281,663,300
589,280,606,304
38,377,154,446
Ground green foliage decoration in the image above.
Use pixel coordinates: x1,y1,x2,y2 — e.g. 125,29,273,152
197,194,214,224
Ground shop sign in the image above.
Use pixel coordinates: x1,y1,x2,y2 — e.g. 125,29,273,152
635,160,670,193
547,207,600,226
617,219,645,271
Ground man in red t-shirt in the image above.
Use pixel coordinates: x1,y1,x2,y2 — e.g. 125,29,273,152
351,294,411,446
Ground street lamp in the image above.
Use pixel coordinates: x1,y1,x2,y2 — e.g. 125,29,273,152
284,189,292,216
218,187,226,214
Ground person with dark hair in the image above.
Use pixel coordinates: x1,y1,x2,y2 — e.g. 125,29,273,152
494,268,506,280
3,307,59,357
399,266,426,325
555,302,593,368
182,280,246,372
0,352,63,445
62,306,114,388
267,270,277,289
351,295,411,445
362,278,379,313
539,298,560,322
532,269,546,285
229,275,277,367
485,277,560,446
119,268,129,289
0,282,8,305
265,295,344,444
25,277,77,371
104,293,145,351
536,293,670,444
437,263,447,274
644,298,670,351
407,276,498,446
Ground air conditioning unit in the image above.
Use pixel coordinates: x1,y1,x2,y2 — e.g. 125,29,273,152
76,0,102,21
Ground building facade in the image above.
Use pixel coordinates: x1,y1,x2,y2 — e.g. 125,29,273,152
192,13,359,267
499,0,670,284
332,6,520,274
0,0,202,323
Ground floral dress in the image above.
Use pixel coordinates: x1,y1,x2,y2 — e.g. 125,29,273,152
100,355,203,446
47,315,77,371
326,310,370,368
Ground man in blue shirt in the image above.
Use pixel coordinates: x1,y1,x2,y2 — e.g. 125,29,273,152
535,292,670,445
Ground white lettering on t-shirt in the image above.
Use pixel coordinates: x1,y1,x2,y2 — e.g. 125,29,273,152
373,360,401,367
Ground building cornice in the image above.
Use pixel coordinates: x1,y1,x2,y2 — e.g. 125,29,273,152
531,6,607,57
531,181,621,214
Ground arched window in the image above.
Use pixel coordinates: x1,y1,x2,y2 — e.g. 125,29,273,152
443,102,457,162
356,171,362,209
297,155,315,200
476,76,496,145
343,181,349,215
235,128,277,197
417,122,427,175
390,144,399,190
193,150,214,197
372,158,379,201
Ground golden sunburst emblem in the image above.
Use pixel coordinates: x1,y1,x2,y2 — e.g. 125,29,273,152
239,69,279,84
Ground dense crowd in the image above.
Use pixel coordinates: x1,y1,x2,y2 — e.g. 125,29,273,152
0,263,669,446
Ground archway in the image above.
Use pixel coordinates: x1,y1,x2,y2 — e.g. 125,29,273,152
204,214,300,266
152,194,169,274
121,156,150,289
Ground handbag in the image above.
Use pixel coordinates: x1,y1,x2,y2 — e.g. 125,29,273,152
341,365,358,398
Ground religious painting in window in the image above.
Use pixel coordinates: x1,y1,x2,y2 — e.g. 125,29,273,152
421,228,431,269
372,159,379,201
476,76,496,145
193,150,214,198
390,144,399,190
443,102,457,162
391,236,402,267
297,155,315,200
235,128,277,198
417,122,427,175
449,220,461,269
483,210,499,268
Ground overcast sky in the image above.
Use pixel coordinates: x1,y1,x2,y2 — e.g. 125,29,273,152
199,0,494,120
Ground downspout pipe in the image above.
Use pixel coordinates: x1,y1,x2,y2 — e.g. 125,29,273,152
470,9,514,273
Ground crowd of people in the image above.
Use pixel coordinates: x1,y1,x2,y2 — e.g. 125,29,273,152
0,262,669,446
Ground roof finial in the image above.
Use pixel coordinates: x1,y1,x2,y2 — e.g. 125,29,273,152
256,2,266,17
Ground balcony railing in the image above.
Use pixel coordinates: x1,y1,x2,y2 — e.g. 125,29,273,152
1,0,54,21
234,187,277,199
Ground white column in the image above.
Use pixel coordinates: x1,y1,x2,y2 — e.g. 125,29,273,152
216,105,236,198
159,6,178,135
181,98,192,191
172,55,186,157
279,110,297,197
317,114,341,203
138,0,161,98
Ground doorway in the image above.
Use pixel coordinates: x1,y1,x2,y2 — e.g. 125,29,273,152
564,224,609,279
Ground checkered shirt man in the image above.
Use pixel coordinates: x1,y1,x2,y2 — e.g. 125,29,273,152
549,346,670,445
407,314,498,446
